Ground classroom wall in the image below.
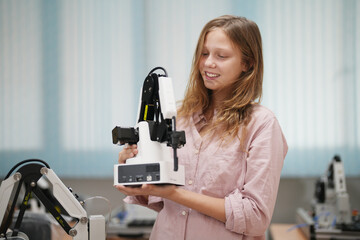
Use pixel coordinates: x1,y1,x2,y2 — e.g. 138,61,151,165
1,0,360,179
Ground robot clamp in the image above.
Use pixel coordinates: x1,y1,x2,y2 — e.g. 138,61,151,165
0,159,105,240
112,67,186,186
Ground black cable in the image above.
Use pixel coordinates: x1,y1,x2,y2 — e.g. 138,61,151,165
148,66,168,77
172,116,179,172
4,159,50,180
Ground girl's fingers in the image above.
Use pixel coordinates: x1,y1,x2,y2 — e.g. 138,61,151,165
118,144,138,164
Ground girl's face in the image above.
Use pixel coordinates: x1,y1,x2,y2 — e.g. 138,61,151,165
199,28,246,100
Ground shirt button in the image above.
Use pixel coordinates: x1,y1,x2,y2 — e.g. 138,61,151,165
194,149,199,154
188,180,193,185
181,211,187,216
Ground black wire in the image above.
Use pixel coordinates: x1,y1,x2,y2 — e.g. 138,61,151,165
172,116,179,172
4,159,50,180
148,66,168,77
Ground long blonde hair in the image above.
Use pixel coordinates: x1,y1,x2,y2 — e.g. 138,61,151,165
178,15,263,146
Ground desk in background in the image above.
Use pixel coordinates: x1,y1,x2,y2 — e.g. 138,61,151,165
107,237,148,240
60,235,148,240
269,223,307,240
106,221,152,240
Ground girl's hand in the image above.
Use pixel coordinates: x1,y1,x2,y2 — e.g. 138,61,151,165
115,184,176,199
118,144,138,164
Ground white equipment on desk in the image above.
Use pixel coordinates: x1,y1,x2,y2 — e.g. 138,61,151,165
112,67,186,186
296,155,360,240
313,155,351,227
0,159,106,240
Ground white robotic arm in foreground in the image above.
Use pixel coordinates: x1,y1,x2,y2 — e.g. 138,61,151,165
0,159,105,240
112,67,186,186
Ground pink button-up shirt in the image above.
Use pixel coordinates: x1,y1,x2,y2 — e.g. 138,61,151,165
125,104,288,240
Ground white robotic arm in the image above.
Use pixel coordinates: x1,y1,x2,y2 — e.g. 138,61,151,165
112,67,186,186
296,155,360,239
314,155,352,226
0,159,105,240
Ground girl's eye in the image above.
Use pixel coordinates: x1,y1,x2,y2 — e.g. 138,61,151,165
218,55,227,59
201,53,209,56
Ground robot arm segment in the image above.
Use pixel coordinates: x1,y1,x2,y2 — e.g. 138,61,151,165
0,159,105,240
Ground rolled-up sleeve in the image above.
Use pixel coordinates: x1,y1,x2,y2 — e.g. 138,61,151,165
224,116,288,236
124,195,164,212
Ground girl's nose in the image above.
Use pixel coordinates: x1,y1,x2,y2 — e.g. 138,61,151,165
204,55,216,68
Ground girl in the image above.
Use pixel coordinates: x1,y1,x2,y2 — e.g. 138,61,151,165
116,15,288,240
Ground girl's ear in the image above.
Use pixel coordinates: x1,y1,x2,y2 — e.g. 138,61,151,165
241,61,251,72
242,59,254,72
